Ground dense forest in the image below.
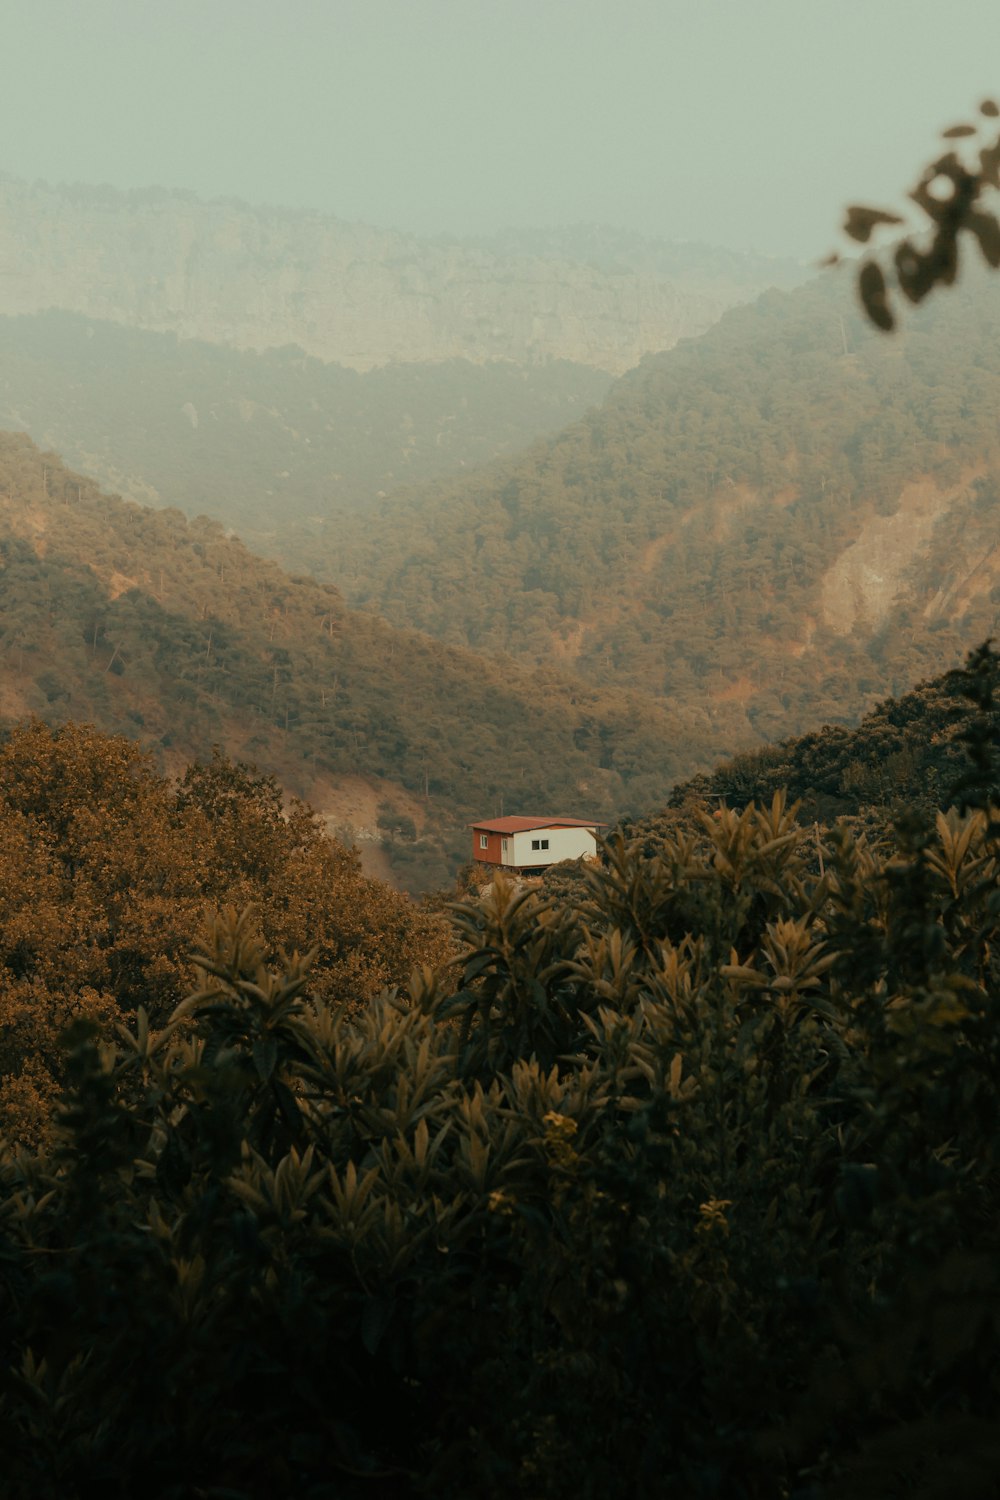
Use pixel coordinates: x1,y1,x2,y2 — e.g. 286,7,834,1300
3,647,1000,1496
662,660,978,824
0,721,449,1145
0,311,612,551
0,432,721,888
322,262,1000,743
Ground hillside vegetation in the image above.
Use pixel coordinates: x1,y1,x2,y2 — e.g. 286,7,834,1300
0,433,713,888
0,310,612,553
663,658,977,824
7,88,1000,1500
325,264,1000,744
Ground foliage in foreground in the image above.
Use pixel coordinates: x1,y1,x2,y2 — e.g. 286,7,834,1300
839,97,1000,332
0,720,450,1144
3,669,1000,1498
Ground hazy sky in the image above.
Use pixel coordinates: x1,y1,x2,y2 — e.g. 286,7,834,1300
3,0,998,259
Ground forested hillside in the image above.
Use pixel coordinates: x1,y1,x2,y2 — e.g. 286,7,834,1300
324,263,1000,743
5,648,1000,1495
622,654,981,843
9,11,1000,1495
0,311,611,553
0,433,716,888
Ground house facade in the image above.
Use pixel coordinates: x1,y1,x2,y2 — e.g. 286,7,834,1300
470,816,606,871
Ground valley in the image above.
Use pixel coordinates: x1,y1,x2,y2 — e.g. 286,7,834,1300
0,431,715,891
3,205,1000,893
0,310,613,553
3,9,1000,1490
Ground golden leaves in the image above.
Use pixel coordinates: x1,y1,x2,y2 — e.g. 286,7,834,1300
0,723,451,1141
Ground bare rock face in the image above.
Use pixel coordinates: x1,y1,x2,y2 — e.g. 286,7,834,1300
0,177,795,373
819,475,979,635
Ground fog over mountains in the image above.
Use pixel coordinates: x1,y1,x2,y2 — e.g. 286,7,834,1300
0,175,804,373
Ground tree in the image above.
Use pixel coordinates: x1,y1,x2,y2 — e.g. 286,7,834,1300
0,723,451,1143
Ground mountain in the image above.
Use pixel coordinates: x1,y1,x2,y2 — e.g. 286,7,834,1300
0,432,717,891
0,310,612,552
319,261,1000,750
468,223,805,290
0,176,804,373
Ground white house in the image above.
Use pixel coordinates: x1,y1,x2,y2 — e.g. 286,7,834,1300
470,815,606,871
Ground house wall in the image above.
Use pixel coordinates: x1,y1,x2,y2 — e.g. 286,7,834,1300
472,829,503,865
510,826,598,866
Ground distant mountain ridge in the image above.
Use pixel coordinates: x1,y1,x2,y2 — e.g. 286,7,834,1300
466,223,804,288
0,175,805,373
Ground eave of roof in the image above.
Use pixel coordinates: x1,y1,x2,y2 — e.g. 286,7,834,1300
469,815,608,834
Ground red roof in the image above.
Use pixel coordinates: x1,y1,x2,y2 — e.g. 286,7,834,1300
469,815,607,834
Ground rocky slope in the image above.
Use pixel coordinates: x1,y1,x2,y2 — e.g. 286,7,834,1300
0,176,803,373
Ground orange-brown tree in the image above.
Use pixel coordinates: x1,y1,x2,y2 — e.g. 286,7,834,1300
0,721,450,1142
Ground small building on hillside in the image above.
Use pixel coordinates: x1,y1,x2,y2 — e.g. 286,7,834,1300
470,815,607,872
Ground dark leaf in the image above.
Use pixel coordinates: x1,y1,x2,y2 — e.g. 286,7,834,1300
929,225,960,285
462,951,499,983
844,205,904,244
361,1296,394,1356
967,210,1000,268
980,99,999,118
858,261,894,332
910,154,966,220
979,141,1000,189
253,1033,278,1083
157,1129,193,1194
271,1076,301,1128
941,124,977,139
894,241,936,303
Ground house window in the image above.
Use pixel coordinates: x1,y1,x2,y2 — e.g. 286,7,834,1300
480,834,489,849
531,838,550,851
